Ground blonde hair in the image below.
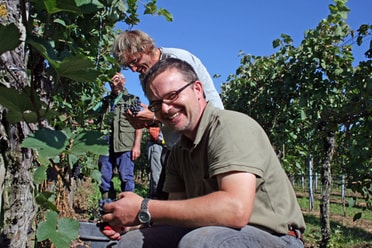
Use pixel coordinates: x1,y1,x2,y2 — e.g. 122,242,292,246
112,30,156,66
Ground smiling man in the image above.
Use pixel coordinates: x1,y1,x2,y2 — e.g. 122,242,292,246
101,58,305,248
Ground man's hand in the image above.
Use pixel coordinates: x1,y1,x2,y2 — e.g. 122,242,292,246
100,192,145,240
100,223,123,240
102,192,144,227
101,224,142,240
131,145,141,160
125,103,158,129
111,73,125,84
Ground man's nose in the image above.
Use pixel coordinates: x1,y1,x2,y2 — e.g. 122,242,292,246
160,101,173,113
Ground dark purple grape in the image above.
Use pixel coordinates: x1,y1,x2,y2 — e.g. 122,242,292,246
98,198,115,216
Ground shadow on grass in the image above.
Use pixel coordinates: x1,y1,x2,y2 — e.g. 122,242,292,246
303,214,372,245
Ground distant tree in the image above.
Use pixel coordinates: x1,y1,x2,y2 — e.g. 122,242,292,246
221,0,371,247
0,0,172,247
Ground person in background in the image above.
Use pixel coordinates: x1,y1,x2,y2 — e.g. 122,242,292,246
101,58,306,248
112,29,224,198
92,73,143,199
146,125,167,199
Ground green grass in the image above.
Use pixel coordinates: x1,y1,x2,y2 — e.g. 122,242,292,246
111,175,149,197
296,191,372,247
297,194,372,221
73,173,150,222
303,214,371,247
84,175,150,216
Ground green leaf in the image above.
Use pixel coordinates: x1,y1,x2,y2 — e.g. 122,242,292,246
75,0,104,13
21,128,68,159
37,211,58,241
272,39,281,48
69,154,79,169
334,68,343,75
144,2,157,14
90,169,102,183
289,132,298,139
158,8,173,22
339,10,349,20
281,34,293,45
70,130,109,155
348,197,356,207
27,35,59,64
352,212,362,222
35,193,58,212
34,165,48,184
36,211,79,248
28,36,99,82
0,87,28,123
54,56,100,82
43,0,76,14
0,87,50,123
35,0,104,14
300,109,307,120
335,25,344,36
56,217,80,241
53,18,67,27
0,23,21,55
299,97,307,107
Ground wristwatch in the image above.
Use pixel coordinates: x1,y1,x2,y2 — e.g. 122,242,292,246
138,198,151,226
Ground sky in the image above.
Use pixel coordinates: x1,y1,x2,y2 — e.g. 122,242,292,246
115,0,372,104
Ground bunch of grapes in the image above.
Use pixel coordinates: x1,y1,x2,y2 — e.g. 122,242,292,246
129,98,142,116
123,97,142,116
98,198,115,216
98,198,116,231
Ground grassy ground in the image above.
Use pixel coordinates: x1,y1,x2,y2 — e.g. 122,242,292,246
296,191,372,248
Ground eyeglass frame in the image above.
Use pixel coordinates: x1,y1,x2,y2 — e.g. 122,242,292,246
148,80,196,112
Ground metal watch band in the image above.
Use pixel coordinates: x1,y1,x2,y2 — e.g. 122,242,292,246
141,198,150,210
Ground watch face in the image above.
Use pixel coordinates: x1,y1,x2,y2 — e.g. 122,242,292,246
138,210,151,223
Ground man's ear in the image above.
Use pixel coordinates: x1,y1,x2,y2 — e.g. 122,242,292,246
194,80,204,97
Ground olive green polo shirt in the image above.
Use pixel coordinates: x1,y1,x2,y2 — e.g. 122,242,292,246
164,103,305,235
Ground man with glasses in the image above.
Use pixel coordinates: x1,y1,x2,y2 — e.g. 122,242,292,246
101,58,305,248
112,30,224,199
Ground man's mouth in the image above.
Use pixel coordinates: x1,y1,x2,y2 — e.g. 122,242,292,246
169,112,180,120
137,65,148,74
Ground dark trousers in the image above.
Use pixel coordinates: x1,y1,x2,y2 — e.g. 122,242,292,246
155,148,170,200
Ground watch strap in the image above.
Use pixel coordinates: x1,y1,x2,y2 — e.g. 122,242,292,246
141,198,150,210
139,198,152,226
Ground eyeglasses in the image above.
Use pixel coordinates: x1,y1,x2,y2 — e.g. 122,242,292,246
122,56,141,70
148,81,196,112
